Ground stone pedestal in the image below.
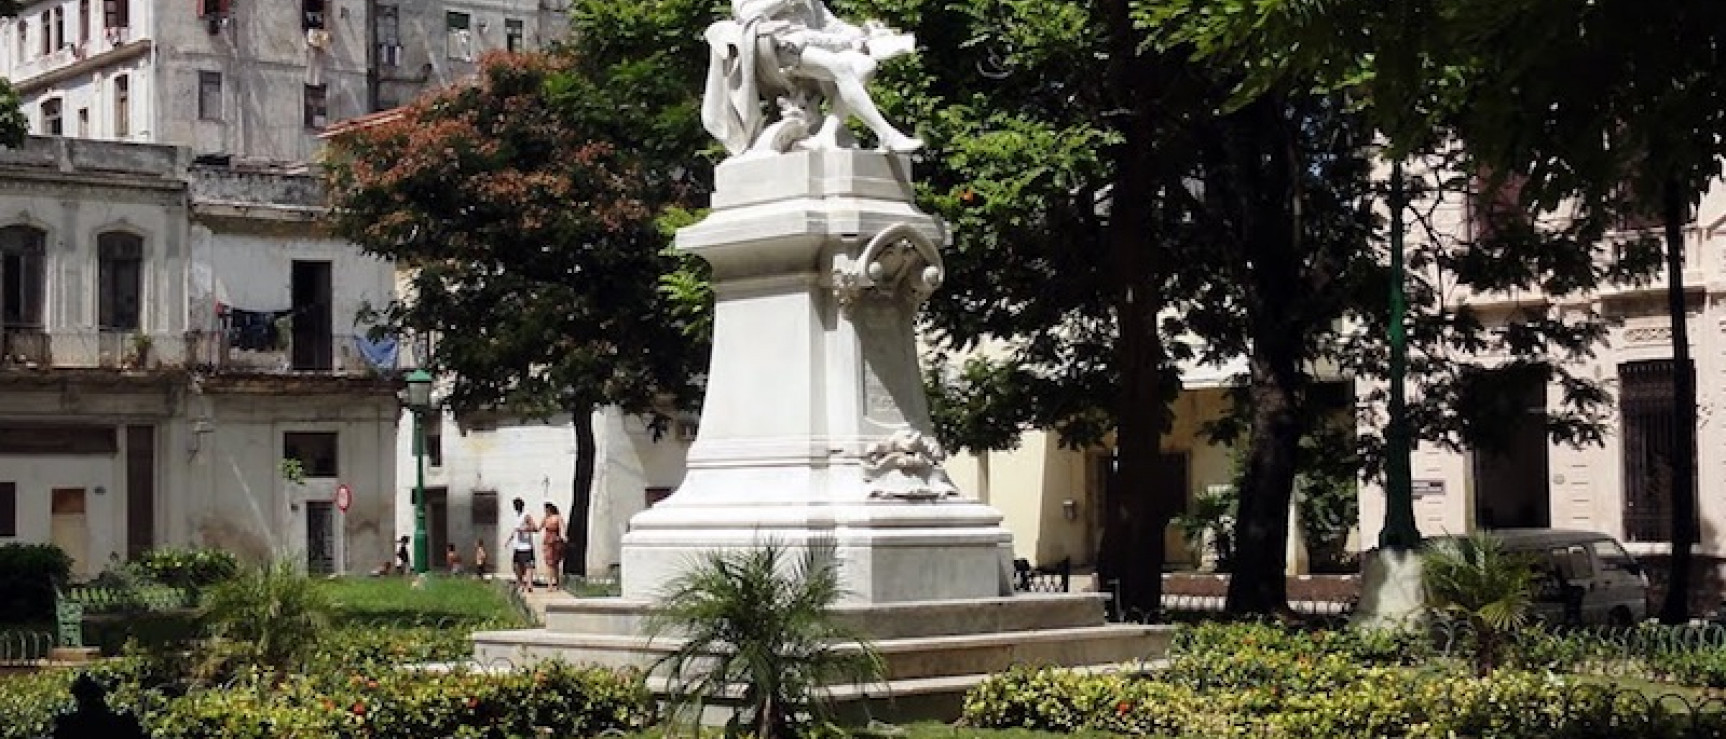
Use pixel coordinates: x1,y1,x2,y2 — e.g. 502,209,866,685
473,150,1172,722
620,149,1013,604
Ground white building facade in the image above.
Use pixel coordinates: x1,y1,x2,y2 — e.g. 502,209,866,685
1,0,567,164
394,407,694,578
1358,172,1726,607
0,136,399,578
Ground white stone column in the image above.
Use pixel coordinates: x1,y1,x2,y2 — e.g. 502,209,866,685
620,150,1014,604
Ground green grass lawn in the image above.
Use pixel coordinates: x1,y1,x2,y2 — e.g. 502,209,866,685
622,723,1116,739
317,575,525,628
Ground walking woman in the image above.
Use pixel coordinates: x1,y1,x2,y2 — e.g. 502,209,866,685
541,502,565,589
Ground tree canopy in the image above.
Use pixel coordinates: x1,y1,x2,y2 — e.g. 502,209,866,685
323,43,712,576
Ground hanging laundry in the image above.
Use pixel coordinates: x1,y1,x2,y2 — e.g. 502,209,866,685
226,309,291,351
353,334,399,371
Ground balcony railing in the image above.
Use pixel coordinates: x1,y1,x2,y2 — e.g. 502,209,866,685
0,330,398,375
184,330,395,374
1,328,51,366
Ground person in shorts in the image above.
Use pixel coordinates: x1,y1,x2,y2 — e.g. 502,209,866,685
510,497,539,591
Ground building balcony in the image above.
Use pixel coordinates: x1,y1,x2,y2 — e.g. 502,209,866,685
1448,226,1715,310
0,328,398,376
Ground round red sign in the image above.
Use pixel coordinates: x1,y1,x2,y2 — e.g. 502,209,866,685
335,484,352,513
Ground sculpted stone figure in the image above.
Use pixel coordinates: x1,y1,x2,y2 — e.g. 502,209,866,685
701,0,923,157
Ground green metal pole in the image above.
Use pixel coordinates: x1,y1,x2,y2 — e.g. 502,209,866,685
413,408,429,574
1381,160,1419,549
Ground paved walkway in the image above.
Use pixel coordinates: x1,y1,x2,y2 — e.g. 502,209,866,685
513,584,576,625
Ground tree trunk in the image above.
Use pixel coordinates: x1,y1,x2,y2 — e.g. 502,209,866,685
1224,97,1305,616
1225,352,1303,615
566,403,597,579
1094,0,1174,622
1658,180,1697,624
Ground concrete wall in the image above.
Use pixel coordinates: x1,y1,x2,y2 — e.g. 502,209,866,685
2,1,566,163
943,387,1239,569
396,406,692,578
0,136,400,577
178,391,398,572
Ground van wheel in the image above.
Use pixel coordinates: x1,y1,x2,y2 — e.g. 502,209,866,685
1609,606,1635,626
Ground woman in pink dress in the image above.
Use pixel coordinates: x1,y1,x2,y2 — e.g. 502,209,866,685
541,502,565,589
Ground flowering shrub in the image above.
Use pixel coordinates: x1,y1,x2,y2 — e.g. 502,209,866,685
2,661,649,739
963,667,1726,738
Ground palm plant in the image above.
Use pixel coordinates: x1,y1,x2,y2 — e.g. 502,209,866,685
645,541,884,739
1421,533,1537,675
198,556,332,682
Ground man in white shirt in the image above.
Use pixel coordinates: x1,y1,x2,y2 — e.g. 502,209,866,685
510,497,539,592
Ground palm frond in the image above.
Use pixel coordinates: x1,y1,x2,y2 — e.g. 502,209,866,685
645,539,885,739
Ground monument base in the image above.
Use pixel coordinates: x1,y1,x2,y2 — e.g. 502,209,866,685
473,593,1173,722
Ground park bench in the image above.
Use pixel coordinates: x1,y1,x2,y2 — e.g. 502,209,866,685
53,584,198,649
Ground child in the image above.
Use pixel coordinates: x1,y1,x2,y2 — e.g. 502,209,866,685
445,543,464,575
473,539,489,578
394,536,411,574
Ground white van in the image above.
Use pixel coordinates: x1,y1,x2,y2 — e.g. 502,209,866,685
1486,529,1650,625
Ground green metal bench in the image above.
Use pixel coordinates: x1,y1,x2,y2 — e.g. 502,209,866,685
53,585,198,648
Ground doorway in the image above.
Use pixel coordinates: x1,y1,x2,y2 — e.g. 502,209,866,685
305,500,336,574
1468,367,1552,530
290,261,332,370
50,487,88,580
426,486,449,569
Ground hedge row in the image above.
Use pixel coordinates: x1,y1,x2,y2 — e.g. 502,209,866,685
962,666,1726,739
0,661,649,739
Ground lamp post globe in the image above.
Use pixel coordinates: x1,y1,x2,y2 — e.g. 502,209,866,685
406,369,434,574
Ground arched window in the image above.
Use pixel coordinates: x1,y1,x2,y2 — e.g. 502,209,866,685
0,226,47,329
98,231,143,330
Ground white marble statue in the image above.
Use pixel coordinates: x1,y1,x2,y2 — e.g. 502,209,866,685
701,0,924,158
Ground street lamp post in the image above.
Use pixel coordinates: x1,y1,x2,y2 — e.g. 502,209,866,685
405,369,433,575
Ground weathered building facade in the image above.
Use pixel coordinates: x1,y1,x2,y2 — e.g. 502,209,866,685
1,0,567,164
0,136,398,577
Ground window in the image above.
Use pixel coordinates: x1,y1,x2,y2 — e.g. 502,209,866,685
16,19,26,65
303,83,327,129
78,0,90,45
50,7,64,50
1468,168,1528,245
283,432,339,478
98,232,143,331
445,12,471,60
103,0,127,30
302,0,325,30
375,4,401,66
1590,540,1639,574
504,18,523,52
0,227,46,329
198,71,222,120
0,482,14,537
425,427,443,468
198,0,229,18
113,75,129,137
471,490,498,529
40,98,62,136
38,11,51,56
1619,360,1692,542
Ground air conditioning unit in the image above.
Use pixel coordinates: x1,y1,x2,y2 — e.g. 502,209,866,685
70,42,85,59
675,420,698,442
378,43,402,67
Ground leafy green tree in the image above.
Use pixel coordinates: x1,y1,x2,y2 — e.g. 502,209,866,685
846,0,1205,619
324,48,710,579
1395,0,1724,625
0,2,26,147
645,542,883,739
